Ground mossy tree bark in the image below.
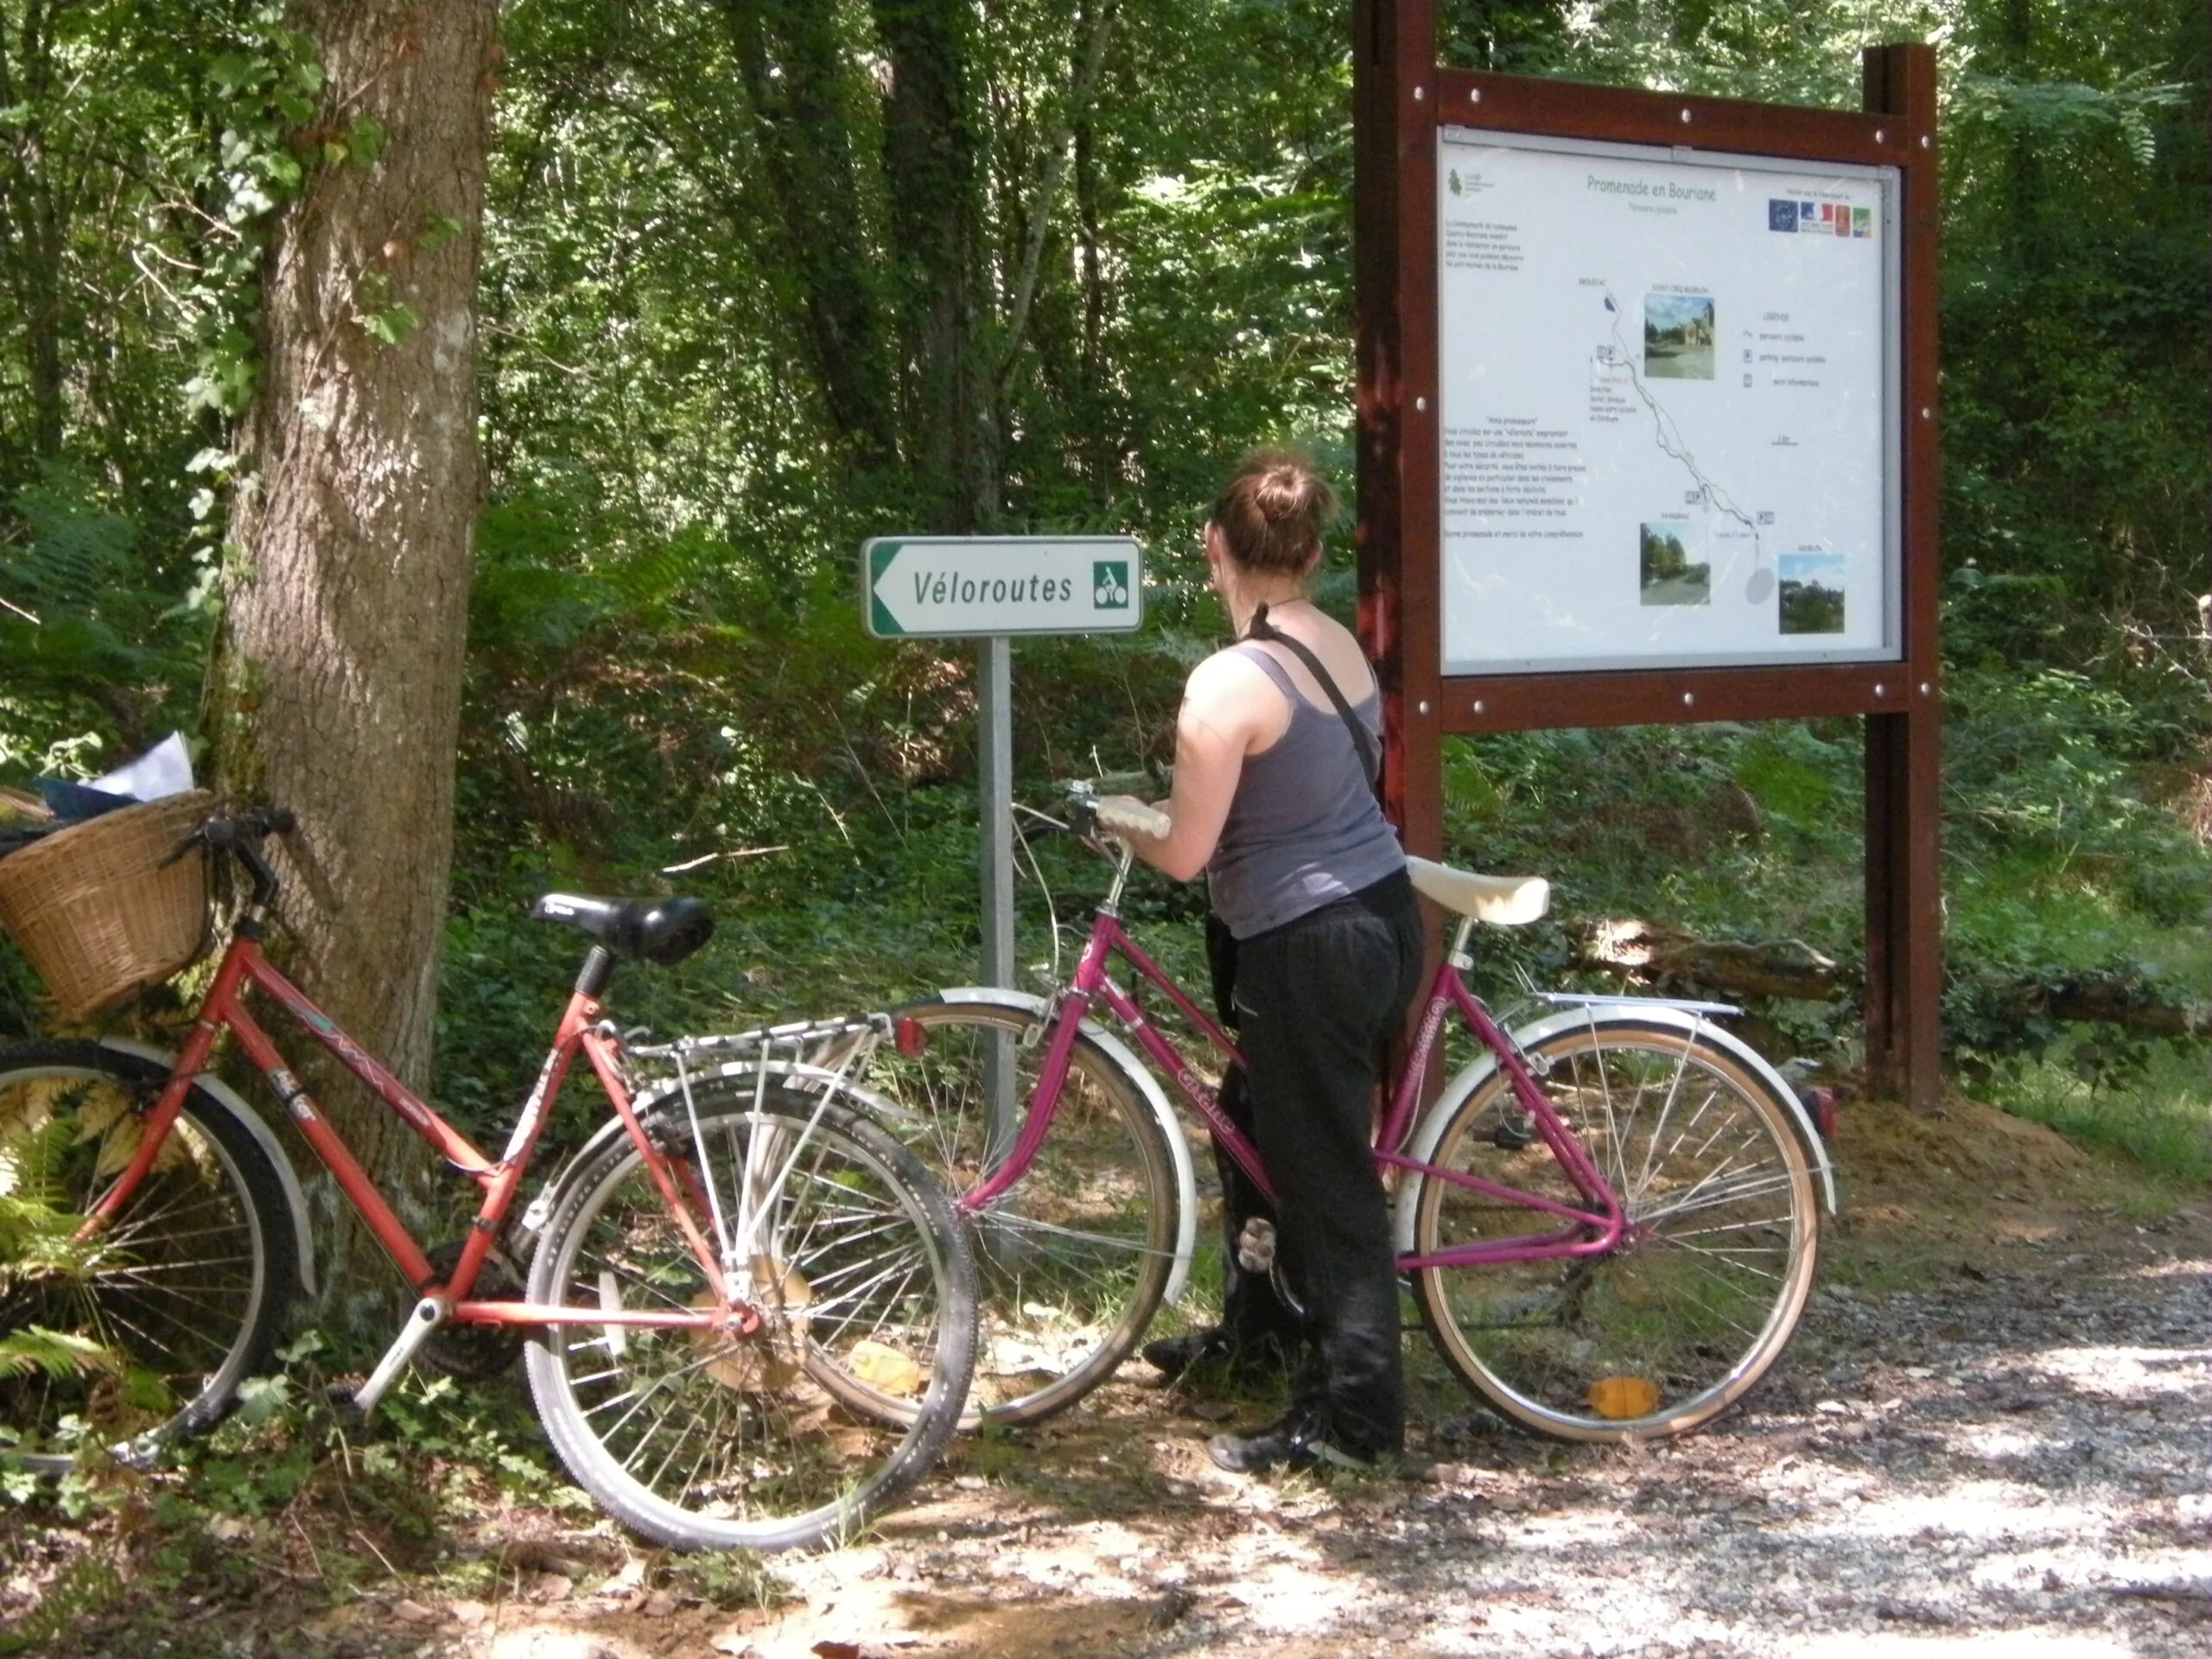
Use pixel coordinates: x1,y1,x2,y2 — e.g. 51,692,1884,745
210,1,498,1311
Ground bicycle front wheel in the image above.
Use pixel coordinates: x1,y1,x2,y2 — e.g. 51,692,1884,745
1408,1019,1819,1441
861,999,1180,1425
0,1041,293,1471
524,1083,975,1552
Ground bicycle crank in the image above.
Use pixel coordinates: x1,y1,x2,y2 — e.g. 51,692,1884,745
422,1240,531,1379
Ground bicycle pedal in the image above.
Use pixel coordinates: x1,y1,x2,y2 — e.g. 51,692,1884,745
323,1381,372,1426
1235,1217,1278,1274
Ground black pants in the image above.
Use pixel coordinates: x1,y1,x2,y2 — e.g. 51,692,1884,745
1206,869,1423,1457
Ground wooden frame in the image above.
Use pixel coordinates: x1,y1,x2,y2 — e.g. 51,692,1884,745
1355,4,1942,1107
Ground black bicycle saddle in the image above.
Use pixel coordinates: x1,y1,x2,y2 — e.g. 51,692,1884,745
531,893,714,965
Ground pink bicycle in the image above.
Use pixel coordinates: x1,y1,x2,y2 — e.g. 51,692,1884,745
842,782,1834,1440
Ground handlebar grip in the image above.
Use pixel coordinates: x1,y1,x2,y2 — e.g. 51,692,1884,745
1094,798,1171,840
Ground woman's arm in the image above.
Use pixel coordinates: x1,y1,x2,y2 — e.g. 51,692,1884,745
1114,652,1280,881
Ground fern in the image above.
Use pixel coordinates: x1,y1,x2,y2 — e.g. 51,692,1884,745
0,1325,116,1382
0,1117,116,1385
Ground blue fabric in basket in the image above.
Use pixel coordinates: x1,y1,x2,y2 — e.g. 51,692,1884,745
36,779,138,823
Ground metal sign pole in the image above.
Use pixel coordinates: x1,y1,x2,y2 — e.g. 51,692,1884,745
977,635,1019,1160
861,534,1145,1158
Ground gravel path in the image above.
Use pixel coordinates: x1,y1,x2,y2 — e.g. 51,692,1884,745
394,1102,2210,1659
714,1204,2207,1659
89,1101,2201,1659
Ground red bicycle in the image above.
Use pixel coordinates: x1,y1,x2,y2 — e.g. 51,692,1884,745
0,806,976,1550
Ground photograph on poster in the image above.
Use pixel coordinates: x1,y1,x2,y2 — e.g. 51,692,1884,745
1639,522,1711,605
1437,130,1901,674
1644,293,1716,380
1779,551,1847,633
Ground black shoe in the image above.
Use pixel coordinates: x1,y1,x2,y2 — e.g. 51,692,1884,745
1141,1328,1233,1381
1143,1327,1293,1384
1206,1408,1376,1475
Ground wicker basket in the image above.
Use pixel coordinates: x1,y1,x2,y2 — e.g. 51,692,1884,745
0,791,214,1020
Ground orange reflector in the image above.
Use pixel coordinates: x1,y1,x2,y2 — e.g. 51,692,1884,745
1587,1375,1660,1420
894,1018,930,1057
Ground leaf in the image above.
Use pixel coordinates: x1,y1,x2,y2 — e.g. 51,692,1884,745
346,115,388,168
0,1327,119,1382
208,53,255,93
418,214,466,255
359,303,423,347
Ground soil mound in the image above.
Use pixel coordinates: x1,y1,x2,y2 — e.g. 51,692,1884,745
1832,1092,2126,1252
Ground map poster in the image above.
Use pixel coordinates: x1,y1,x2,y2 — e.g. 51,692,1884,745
1437,129,1902,675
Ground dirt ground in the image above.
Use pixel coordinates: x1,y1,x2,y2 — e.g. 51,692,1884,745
8,1094,2209,1657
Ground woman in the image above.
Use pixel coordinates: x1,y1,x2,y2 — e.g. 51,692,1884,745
1103,451,1422,1472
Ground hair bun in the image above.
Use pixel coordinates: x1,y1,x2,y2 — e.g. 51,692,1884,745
1211,450,1340,576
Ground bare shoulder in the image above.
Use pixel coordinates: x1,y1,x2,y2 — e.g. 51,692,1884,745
1183,646,1288,747
1185,645,1274,703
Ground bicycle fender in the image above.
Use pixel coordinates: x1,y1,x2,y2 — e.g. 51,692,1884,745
932,986,1201,1311
1388,1002,1836,1255
96,1036,319,1297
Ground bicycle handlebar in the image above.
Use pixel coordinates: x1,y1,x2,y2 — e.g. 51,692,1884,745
180,804,296,909
1054,780,1169,844
197,805,297,850
1092,796,1170,840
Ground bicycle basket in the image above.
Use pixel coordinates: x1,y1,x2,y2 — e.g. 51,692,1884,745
0,790,214,1020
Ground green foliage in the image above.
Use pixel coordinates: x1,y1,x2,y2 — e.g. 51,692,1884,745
1980,1041,2209,1185
0,1118,119,1392
188,6,327,418
0,0,2200,1184
0,468,204,750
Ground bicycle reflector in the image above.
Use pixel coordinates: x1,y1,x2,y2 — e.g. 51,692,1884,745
1587,1375,1661,1421
894,1019,930,1057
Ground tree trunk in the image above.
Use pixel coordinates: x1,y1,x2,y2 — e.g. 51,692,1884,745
874,0,995,531
721,0,898,467
211,0,497,1306
0,2,68,461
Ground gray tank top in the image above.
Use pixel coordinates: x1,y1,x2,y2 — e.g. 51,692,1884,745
1206,644,1406,939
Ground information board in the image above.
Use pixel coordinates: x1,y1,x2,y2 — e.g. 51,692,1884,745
1437,130,1901,675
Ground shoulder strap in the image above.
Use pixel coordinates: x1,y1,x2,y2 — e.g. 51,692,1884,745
1243,604,1381,787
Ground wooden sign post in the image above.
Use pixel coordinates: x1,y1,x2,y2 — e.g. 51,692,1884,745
1353,5,1943,1107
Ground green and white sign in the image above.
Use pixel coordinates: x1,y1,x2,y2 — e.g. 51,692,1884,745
863,536,1144,639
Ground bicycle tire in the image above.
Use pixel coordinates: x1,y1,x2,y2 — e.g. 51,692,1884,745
0,1041,293,1471
860,998,1181,1426
523,1081,976,1552
1408,1018,1819,1441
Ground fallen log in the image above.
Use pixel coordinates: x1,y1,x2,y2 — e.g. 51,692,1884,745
1572,918,1841,1001
1569,918,2210,1039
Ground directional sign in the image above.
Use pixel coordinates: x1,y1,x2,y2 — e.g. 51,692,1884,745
863,536,1143,639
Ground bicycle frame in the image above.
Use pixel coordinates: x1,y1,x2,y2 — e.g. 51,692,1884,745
82,929,748,1334
954,842,1627,1272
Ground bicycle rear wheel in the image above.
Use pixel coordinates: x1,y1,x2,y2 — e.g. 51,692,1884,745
524,1082,974,1552
1408,1018,1818,1441
0,1042,292,1471
860,999,1180,1425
